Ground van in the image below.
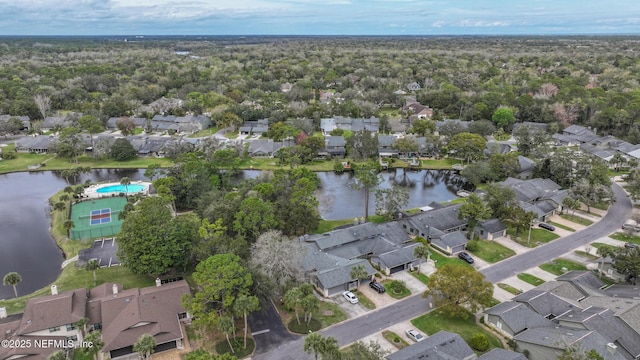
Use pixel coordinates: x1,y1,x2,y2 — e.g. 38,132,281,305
538,223,555,231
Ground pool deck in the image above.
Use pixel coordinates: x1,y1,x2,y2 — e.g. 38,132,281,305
84,181,152,199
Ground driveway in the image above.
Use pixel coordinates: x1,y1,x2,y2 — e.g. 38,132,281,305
77,238,120,267
334,291,369,318
247,298,298,355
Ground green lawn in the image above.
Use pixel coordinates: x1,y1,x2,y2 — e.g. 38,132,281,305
429,249,472,268
539,258,587,276
574,250,597,260
507,227,560,247
381,280,411,299
188,127,219,138
353,289,376,309
609,232,640,245
315,301,347,328
315,218,355,233
411,310,503,352
591,242,619,254
410,271,430,285
497,283,522,295
549,221,575,232
469,241,515,263
560,214,594,226
517,273,545,286
381,330,409,349
420,158,462,169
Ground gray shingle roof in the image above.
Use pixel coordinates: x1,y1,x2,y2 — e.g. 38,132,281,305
513,290,581,318
375,243,421,269
399,204,466,233
485,301,552,334
386,331,475,360
478,219,507,234
478,348,527,360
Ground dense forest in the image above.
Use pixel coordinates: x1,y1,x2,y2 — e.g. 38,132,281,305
1,36,640,141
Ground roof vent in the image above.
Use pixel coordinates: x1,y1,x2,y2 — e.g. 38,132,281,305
607,343,617,354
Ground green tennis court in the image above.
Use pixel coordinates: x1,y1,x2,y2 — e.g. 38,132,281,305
69,197,128,240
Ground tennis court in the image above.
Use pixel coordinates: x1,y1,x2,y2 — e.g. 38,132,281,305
69,197,128,240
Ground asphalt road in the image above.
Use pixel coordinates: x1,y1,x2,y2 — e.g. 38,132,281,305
481,183,632,283
254,183,632,360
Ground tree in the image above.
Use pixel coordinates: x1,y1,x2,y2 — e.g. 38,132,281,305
492,106,516,130
144,163,164,181
467,120,496,137
3,272,21,298
110,138,137,161
409,119,436,136
283,286,304,325
448,132,486,164
63,220,75,236
120,176,131,199
304,333,339,360
350,265,368,289
374,185,409,221
392,137,418,157
611,153,627,172
352,162,382,221
249,230,305,293
563,196,580,216
185,350,238,360
48,351,67,360
217,112,243,131
83,331,104,360
233,197,279,239
504,207,537,240
78,115,103,148
116,118,136,136
55,127,87,163
513,124,551,157
233,295,260,349
216,315,237,354
424,264,493,319
347,130,378,160
458,193,491,238
558,344,605,360
34,94,51,120
611,247,640,285
117,197,194,275
570,179,613,213
133,334,156,360
86,258,100,286
0,117,24,138
53,202,66,212
413,245,430,275
484,183,517,220
301,293,320,325
342,340,388,360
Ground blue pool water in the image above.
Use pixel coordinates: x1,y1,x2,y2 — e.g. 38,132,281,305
96,184,146,193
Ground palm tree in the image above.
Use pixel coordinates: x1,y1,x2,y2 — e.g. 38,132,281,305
63,220,75,236
301,294,320,325
3,272,22,298
304,332,325,360
120,177,131,200
233,295,260,348
350,264,368,289
133,334,156,360
283,287,304,325
86,259,100,286
75,318,90,338
53,202,66,212
413,245,431,275
84,331,103,360
216,315,236,354
48,351,67,360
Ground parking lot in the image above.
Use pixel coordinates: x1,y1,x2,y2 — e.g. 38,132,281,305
77,238,121,268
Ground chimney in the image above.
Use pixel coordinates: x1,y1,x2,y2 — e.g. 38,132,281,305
112,284,118,295
0,307,7,319
51,285,58,295
156,278,161,287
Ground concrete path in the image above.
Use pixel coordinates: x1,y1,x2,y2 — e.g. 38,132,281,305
491,236,530,255
61,255,78,268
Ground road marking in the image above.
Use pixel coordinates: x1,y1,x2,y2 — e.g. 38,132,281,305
252,329,270,335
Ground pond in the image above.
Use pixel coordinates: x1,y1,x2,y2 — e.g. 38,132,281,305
0,168,469,299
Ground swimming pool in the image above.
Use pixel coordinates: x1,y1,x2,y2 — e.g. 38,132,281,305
96,184,146,194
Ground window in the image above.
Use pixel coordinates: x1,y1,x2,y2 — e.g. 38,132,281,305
49,326,61,333
66,324,76,331
93,323,102,330
178,312,188,320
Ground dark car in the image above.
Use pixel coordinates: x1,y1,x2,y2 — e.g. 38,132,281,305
369,281,386,293
622,224,640,232
624,242,639,249
538,223,556,231
458,252,474,264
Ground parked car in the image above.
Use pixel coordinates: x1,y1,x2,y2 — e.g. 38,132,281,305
538,223,555,231
369,281,386,293
406,329,425,342
622,224,640,232
458,251,474,264
342,291,358,304
624,242,639,249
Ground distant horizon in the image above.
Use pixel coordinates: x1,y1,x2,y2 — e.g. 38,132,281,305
1,0,639,36
2,33,640,38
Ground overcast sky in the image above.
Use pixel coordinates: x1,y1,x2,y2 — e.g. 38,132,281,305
0,0,638,36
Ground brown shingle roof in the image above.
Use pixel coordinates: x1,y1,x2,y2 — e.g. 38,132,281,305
18,288,87,335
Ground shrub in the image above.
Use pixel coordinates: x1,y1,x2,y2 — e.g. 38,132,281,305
1,151,16,159
469,333,490,352
466,239,480,252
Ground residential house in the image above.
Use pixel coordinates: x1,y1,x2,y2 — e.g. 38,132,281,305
239,119,269,135
41,115,77,132
403,102,433,122
106,117,147,130
478,349,527,360
551,133,581,147
476,219,507,240
0,115,31,131
378,135,398,157
321,135,346,158
302,221,419,295
14,135,57,153
385,331,475,360
501,177,568,222
484,271,640,360
247,139,288,158
0,280,190,360
149,115,211,133
516,155,535,179
512,122,550,134
406,82,421,92
137,137,169,157
320,117,379,134
435,119,470,136
397,204,469,255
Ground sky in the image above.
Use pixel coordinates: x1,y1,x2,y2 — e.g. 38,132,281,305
0,0,639,36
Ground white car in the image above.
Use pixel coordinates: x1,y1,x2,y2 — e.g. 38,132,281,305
342,291,358,304
406,329,425,342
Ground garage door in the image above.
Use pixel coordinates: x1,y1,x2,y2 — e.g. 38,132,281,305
389,264,405,274
155,341,178,353
110,345,134,359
